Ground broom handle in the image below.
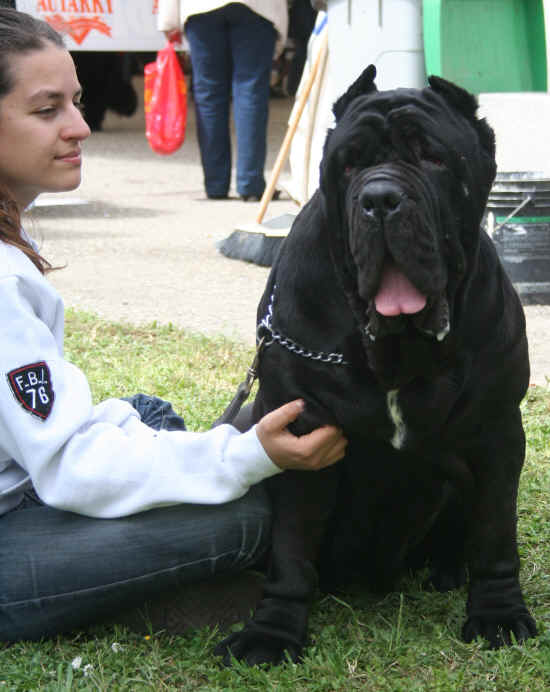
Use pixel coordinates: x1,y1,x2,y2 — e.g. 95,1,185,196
256,29,329,224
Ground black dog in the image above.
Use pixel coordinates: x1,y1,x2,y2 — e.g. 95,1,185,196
215,65,537,666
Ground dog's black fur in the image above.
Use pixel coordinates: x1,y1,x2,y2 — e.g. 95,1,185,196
215,66,537,666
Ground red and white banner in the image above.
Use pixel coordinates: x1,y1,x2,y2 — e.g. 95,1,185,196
15,1,165,51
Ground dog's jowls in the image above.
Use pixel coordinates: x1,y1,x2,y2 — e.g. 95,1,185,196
215,65,537,666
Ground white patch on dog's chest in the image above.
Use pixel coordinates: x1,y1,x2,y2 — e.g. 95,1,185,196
386,389,406,449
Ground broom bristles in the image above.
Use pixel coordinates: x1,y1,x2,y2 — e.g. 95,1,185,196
217,231,285,267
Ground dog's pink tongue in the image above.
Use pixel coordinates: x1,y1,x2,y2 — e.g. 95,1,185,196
374,264,427,316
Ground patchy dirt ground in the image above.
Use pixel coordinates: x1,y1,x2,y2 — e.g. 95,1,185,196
26,85,550,388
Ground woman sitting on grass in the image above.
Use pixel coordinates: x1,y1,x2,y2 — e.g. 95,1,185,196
0,8,346,642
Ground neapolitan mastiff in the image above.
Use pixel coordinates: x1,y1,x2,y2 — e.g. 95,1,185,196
215,65,537,666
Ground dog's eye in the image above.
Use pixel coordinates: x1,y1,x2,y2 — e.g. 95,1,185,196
341,145,363,173
423,156,445,168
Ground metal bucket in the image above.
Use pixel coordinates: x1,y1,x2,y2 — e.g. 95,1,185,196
485,171,550,304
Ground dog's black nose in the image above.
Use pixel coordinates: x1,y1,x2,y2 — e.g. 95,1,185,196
360,180,403,219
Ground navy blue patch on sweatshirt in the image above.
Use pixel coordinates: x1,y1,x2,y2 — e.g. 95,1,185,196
7,362,55,420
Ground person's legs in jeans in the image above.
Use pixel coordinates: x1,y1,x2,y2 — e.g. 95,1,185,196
228,5,276,198
0,395,271,642
185,10,232,198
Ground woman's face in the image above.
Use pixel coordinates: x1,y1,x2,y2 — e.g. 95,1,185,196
0,42,90,209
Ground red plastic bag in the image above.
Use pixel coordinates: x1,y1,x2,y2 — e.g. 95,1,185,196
144,42,187,155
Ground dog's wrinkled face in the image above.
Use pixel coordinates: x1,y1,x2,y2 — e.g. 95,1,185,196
321,69,496,346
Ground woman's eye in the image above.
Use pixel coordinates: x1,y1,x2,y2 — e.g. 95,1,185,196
36,106,56,117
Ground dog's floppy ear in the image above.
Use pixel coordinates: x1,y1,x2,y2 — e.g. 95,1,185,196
428,74,496,161
428,75,478,119
332,64,377,122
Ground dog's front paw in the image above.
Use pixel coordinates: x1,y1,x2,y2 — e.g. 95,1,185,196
213,596,308,666
462,612,537,648
462,576,537,648
214,625,302,667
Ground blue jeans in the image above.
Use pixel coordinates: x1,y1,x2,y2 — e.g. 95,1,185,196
186,4,276,198
0,395,271,642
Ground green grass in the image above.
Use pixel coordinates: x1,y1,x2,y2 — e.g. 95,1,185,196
1,310,549,691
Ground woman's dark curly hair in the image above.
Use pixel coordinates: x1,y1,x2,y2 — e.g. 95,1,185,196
0,8,65,273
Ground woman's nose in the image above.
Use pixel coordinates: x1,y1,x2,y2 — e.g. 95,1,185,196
62,103,91,141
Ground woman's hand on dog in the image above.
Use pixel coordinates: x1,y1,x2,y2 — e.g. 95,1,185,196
257,400,347,471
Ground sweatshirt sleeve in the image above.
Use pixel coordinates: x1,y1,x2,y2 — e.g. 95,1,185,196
0,274,281,518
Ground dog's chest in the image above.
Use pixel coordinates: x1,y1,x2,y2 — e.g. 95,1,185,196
380,379,461,450
386,389,407,449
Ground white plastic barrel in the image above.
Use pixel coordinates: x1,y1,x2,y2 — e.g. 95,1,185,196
326,0,426,97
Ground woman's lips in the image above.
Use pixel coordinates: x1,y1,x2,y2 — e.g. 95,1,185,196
56,150,81,164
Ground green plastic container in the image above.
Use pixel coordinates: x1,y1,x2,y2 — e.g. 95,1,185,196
423,0,547,92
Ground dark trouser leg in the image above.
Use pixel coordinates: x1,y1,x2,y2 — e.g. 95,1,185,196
0,395,271,641
228,5,276,198
185,10,232,198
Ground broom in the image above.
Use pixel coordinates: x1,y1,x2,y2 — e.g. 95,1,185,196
218,29,329,266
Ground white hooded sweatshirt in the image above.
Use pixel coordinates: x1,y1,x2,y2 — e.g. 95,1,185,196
0,240,280,518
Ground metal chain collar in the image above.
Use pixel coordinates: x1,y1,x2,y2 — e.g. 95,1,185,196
257,286,350,366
